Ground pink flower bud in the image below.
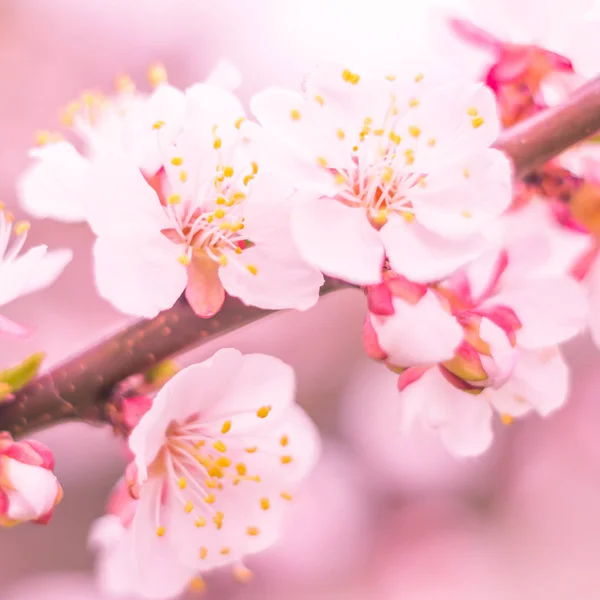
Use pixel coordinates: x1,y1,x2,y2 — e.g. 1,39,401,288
397,366,428,392
442,341,488,383
384,273,427,305
362,317,388,362
366,282,394,316
0,433,62,527
121,395,153,431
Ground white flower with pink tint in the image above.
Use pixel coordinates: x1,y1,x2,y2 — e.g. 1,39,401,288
102,349,318,590
17,62,239,224
367,248,587,456
0,432,62,526
251,62,511,285
0,210,72,336
84,84,323,319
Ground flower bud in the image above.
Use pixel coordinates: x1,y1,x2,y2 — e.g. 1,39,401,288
0,433,62,527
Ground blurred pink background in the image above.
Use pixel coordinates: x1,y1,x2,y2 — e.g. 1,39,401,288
2,1,600,598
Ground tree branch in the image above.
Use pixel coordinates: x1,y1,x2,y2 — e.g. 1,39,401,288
494,75,600,179
3,75,600,437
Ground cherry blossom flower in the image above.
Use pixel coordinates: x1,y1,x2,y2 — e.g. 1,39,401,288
83,83,323,318
367,248,587,456
17,62,240,224
93,349,319,596
0,432,62,526
251,62,512,285
0,210,72,336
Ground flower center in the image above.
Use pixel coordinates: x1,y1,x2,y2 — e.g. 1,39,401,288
148,406,295,561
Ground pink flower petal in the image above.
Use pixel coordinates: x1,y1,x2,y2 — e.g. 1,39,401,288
381,216,487,283
488,346,569,417
400,368,494,457
18,141,90,222
370,292,463,366
291,198,384,285
85,147,170,237
488,277,587,349
93,234,187,318
410,149,512,238
185,252,226,318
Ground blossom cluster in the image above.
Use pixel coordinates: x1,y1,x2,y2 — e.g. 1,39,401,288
1,1,599,593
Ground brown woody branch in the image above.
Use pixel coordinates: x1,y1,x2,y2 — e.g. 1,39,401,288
3,75,600,437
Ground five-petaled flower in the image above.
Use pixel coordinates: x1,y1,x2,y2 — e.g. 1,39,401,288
251,62,512,285
0,432,62,527
0,209,72,336
90,349,319,597
83,83,323,318
366,247,587,456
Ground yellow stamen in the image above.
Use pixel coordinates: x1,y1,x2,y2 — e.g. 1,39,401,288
178,255,191,266
467,106,478,116
233,565,254,583
251,161,259,174
336,128,345,140
415,73,425,82
152,120,165,130
167,194,181,205
213,511,224,530
178,477,187,490
247,526,260,536
471,116,484,128
245,446,258,453
334,173,346,185
260,497,270,510
213,440,227,453
409,98,420,108
408,125,421,138
236,463,247,476
315,94,325,106
280,491,293,501
385,74,396,81
403,212,415,222
290,109,301,121
184,500,194,513
221,420,232,434
256,406,271,418
427,138,436,147
220,547,230,555
156,526,165,537
243,174,254,185
14,221,30,236
500,414,514,425
389,131,401,145
317,156,328,168
214,209,225,219
195,517,206,528
246,264,258,276
280,434,289,447
170,156,183,166
216,456,232,468
204,494,216,504
190,576,205,592
179,170,188,182
280,455,293,464
223,166,234,177
199,547,208,559
235,116,245,129
213,137,222,150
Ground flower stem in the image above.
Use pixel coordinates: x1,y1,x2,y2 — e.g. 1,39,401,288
3,75,600,437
